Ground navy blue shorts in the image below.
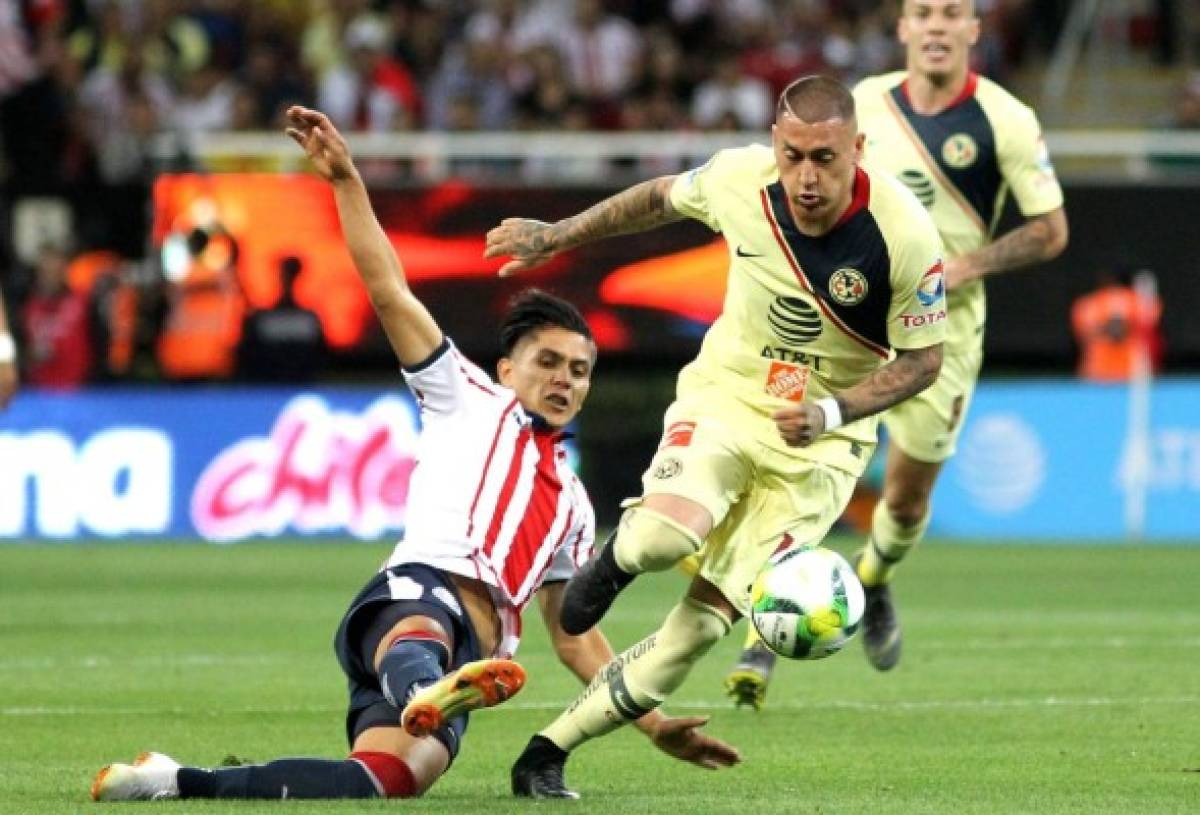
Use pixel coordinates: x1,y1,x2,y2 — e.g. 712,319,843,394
333,563,482,761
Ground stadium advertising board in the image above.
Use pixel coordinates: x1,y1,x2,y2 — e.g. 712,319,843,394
0,382,1196,541
934,381,1200,539
0,389,419,540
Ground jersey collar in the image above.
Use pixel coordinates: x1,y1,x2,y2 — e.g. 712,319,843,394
833,167,871,229
900,70,979,114
528,412,573,441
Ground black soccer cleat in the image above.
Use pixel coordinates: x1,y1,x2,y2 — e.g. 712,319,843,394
511,735,579,800
559,540,635,636
861,580,902,671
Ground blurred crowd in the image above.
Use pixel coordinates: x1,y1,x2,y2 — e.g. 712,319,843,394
0,0,1122,202
0,0,1195,388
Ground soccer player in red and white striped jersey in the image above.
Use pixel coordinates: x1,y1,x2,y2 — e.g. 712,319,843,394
92,106,738,804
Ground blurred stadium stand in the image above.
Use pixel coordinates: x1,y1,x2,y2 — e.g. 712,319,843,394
1,0,1198,385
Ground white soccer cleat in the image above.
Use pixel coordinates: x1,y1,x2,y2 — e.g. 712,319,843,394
91,751,181,801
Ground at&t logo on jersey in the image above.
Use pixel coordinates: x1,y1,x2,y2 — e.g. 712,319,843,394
899,169,936,208
768,296,822,344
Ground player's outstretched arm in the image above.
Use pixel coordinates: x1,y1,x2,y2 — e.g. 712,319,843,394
772,343,943,447
535,583,740,769
484,175,682,278
285,105,442,368
0,284,18,410
945,207,1068,290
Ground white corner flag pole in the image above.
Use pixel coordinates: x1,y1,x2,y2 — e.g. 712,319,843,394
1123,270,1156,541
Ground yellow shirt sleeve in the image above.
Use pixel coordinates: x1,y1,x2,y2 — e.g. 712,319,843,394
998,104,1064,217
886,200,948,351
669,152,727,232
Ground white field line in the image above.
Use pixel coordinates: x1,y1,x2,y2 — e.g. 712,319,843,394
1,636,1198,672
4,696,1199,717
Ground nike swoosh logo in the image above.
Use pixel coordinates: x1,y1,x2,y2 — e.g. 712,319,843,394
736,245,762,258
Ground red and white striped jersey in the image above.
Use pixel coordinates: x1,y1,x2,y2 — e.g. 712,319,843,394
384,339,595,657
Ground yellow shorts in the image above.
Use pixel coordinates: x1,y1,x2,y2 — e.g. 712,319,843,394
641,397,858,617
882,341,983,464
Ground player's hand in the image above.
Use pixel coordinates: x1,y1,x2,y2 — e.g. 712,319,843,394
0,360,16,410
484,218,560,277
285,106,355,183
772,402,826,447
943,256,978,291
648,715,741,770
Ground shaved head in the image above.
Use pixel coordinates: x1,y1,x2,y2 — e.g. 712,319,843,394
776,75,857,125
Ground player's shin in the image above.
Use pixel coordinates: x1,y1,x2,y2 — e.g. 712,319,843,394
857,499,930,586
176,756,413,799
541,598,731,752
375,631,451,708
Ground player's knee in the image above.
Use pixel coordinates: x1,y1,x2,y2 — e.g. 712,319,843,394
883,494,931,529
658,597,732,662
628,598,731,697
348,752,418,798
612,505,703,574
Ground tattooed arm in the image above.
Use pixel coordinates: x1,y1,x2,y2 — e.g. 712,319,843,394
771,344,943,447
944,207,1068,290
485,175,682,277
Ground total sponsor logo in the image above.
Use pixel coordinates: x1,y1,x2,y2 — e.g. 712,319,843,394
192,396,419,542
917,261,945,306
899,309,947,329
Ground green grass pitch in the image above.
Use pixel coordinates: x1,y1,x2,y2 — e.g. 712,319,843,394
2,539,1197,814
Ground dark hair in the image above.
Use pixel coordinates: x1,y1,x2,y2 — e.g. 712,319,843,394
776,74,856,124
498,288,593,357
280,255,302,279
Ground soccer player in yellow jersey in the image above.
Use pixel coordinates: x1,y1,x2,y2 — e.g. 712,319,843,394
486,75,947,798
724,0,1069,707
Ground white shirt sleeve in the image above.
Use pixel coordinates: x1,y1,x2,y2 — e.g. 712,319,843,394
402,339,502,416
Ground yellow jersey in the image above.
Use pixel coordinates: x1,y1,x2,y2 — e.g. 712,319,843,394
668,144,946,474
854,72,1064,351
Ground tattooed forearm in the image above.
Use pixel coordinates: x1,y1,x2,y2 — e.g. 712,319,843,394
838,344,943,425
970,207,1069,277
550,176,682,251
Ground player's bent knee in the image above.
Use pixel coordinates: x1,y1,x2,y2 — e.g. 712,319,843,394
628,597,732,698
613,505,704,574
665,597,732,656
882,498,931,530
349,751,418,798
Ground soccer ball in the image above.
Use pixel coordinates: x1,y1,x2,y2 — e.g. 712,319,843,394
750,546,865,660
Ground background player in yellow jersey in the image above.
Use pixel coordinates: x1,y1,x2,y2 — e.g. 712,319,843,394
486,76,947,798
725,0,1069,707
